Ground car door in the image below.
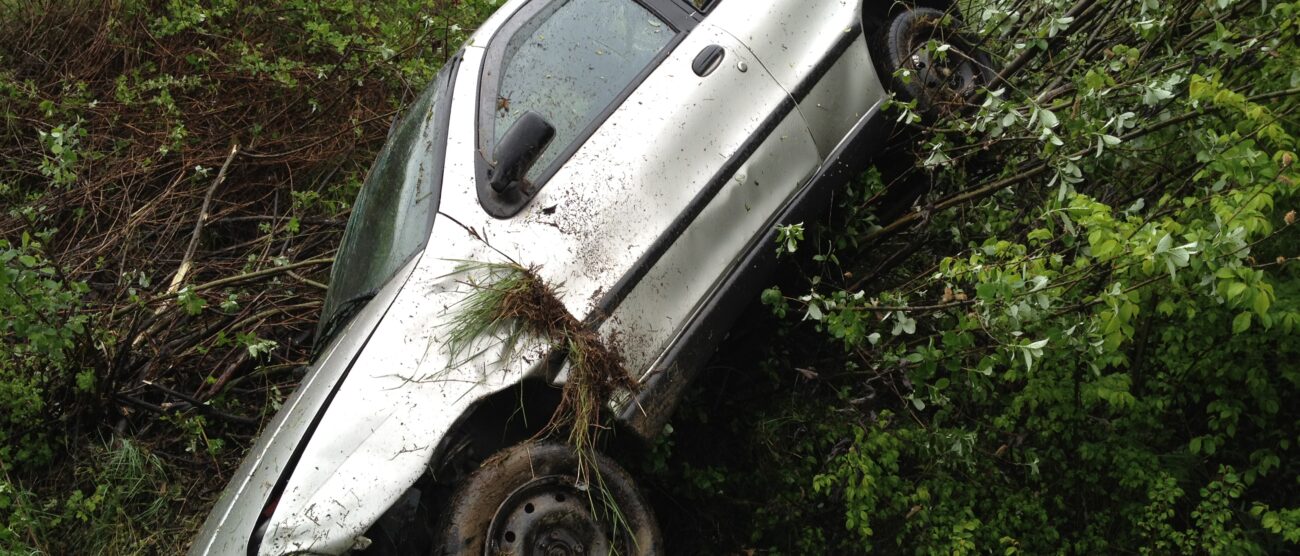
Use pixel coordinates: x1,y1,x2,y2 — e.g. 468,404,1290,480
460,0,823,380
562,24,825,402
597,0,891,436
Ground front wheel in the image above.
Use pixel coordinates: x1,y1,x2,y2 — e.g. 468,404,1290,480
434,441,662,556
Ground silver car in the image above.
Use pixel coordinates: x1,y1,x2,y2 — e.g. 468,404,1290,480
191,0,990,554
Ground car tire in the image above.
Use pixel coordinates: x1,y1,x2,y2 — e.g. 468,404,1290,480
876,7,995,122
433,441,662,556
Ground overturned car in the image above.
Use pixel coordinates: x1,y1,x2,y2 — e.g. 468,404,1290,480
190,0,991,554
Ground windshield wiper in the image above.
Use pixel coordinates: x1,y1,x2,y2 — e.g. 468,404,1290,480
314,291,378,352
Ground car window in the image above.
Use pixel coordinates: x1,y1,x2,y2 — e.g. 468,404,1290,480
488,0,673,183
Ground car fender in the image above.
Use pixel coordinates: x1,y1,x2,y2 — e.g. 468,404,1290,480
188,254,423,556
258,217,552,555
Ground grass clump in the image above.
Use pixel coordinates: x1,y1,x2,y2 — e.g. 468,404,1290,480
2,439,195,555
445,261,637,482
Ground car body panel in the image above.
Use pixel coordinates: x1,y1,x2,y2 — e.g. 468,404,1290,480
605,0,887,428
617,97,894,437
258,218,550,555
511,22,801,322
710,0,878,155
600,108,820,380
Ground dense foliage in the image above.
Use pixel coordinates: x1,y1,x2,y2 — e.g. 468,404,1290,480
0,0,495,552
1,0,1296,553
655,0,1300,553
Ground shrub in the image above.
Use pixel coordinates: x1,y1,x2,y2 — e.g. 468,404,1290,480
660,0,1300,552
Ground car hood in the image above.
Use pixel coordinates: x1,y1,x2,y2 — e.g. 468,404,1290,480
191,210,558,556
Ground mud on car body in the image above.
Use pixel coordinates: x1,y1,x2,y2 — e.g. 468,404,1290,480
190,0,991,554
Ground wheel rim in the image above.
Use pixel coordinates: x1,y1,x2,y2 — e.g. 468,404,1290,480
484,475,624,556
903,15,986,114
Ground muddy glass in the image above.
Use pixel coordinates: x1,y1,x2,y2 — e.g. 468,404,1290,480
491,0,672,182
319,66,452,341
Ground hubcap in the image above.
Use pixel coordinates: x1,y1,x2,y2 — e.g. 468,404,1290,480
485,475,621,556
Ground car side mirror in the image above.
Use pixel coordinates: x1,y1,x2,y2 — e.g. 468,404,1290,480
490,111,556,195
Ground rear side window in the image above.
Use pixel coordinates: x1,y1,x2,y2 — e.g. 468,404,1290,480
478,0,677,216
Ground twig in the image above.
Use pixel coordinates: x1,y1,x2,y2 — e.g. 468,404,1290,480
287,270,329,291
863,162,1051,241
167,143,240,294
108,257,335,320
993,0,1102,88
224,301,321,334
141,380,260,425
200,329,312,400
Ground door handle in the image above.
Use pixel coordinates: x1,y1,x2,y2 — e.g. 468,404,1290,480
692,44,726,77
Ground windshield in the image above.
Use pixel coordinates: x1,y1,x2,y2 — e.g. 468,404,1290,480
317,62,456,343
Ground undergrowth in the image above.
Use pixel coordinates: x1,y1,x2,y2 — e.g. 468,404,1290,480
0,0,497,551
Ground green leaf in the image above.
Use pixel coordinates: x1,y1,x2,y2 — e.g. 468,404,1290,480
1227,281,1248,301
1252,291,1270,316
805,302,823,321
1039,108,1059,129
1232,311,1252,333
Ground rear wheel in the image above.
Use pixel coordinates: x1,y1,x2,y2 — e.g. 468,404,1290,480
863,6,996,222
876,7,995,122
434,441,662,556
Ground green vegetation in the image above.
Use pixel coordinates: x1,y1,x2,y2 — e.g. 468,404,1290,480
653,0,1300,553
0,0,1297,554
0,0,497,552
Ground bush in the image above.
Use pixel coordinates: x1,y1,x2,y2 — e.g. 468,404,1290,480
0,235,94,474
658,0,1300,552
0,0,497,551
